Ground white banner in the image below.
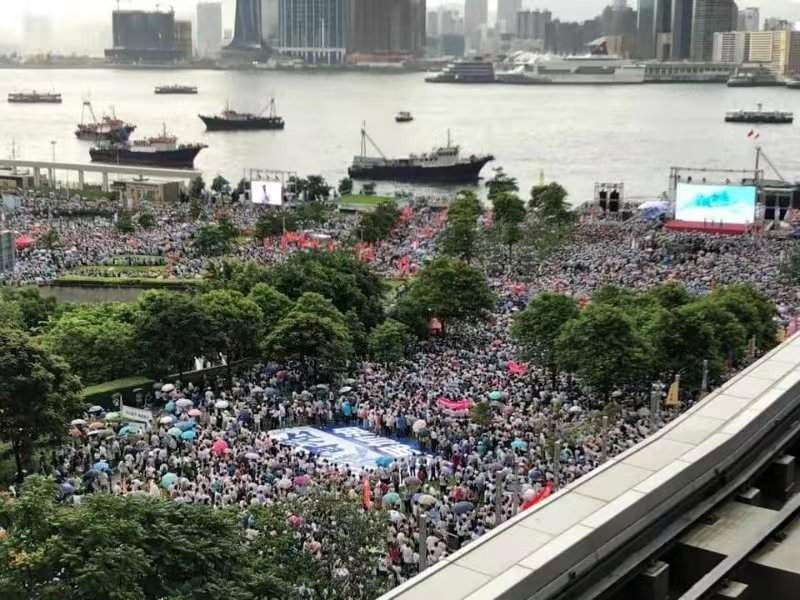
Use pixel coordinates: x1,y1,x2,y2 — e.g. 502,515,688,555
120,404,153,428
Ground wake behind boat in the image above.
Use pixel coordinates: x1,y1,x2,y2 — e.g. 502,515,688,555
199,98,284,131
89,125,206,169
348,126,493,184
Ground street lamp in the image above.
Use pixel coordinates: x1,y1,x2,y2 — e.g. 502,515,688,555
50,140,56,162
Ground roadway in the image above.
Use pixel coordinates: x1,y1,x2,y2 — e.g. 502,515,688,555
379,334,800,600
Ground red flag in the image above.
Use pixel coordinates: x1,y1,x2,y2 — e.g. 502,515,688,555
362,478,372,510
521,483,553,511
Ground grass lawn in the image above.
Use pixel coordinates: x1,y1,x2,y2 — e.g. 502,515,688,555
338,194,393,208
81,376,154,399
55,275,201,289
76,265,167,275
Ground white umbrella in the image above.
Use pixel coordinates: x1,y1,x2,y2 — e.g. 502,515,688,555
638,200,669,210
339,386,353,394
159,415,175,425
245,452,260,460
175,398,193,409
418,494,437,506
412,419,427,433
161,383,176,393
215,400,229,409
70,418,87,427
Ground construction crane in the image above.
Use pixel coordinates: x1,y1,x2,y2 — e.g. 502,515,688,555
754,146,786,183
359,122,386,159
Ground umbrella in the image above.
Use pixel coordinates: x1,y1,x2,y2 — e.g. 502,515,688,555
104,412,123,422
288,514,305,528
70,418,87,427
180,429,197,441
245,452,260,460
93,460,109,472
88,405,104,414
88,421,105,430
417,494,437,507
412,419,427,433
315,383,329,390
404,476,422,489
167,427,183,438
343,378,356,385
388,510,404,523
164,401,176,413
59,482,75,496
376,456,394,468
212,439,229,455
339,386,353,394
159,415,175,425
175,398,193,410
161,383,176,393
453,501,475,515
511,439,528,451
294,474,311,487
161,472,178,489
382,492,401,506
87,429,113,438
489,391,503,401
214,400,229,409
188,408,202,417
176,420,196,431
118,425,133,437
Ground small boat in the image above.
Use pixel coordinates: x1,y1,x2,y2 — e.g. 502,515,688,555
725,103,793,124
785,78,800,89
395,111,413,123
8,90,62,103
199,98,284,131
155,85,198,95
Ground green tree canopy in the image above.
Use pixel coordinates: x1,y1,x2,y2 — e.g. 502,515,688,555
647,281,693,310
491,192,526,226
264,311,352,374
0,332,82,482
305,174,331,201
338,176,353,195
440,202,480,264
211,174,230,193
529,182,572,222
204,260,272,294
193,221,238,257
512,293,579,377
710,284,777,351
197,290,263,370
136,211,156,229
248,283,294,334
254,211,297,240
485,167,519,200
368,319,411,363
189,175,206,198
407,257,494,331
357,200,401,243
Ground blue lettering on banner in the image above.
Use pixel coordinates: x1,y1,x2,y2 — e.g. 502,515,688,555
268,426,428,471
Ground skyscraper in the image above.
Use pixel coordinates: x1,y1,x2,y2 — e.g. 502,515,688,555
690,0,738,62
350,0,426,56
197,2,223,58
637,0,656,58
496,0,521,35
464,0,488,35
230,0,263,49
278,0,350,64
737,7,759,31
670,0,693,59
262,0,280,47
653,0,672,59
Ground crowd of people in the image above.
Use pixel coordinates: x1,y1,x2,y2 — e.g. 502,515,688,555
6,189,800,588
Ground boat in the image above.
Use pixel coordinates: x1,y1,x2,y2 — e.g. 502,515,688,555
727,69,784,87
348,126,493,184
395,111,413,123
495,54,646,85
89,125,206,169
155,85,198,95
425,60,495,83
199,98,284,131
725,103,793,124
75,101,136,142
8,90,62,103
785,78,800,89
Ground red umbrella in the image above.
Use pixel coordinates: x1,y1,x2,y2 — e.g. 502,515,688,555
15,235,34,251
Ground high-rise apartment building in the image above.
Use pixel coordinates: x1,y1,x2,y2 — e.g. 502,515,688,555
737,7,759,31
105,9,183,63
712,30,748,62
350,0,426,56
637,0,656,58
653,0,672,59
464,0,488,35
230,0,263,49
262,0,280,47
496,0,521,35
197,2,223,58
174,20,193,60
764,18,792,32
670,0,693,59
748,30,800,74
517,10,551,45
278,0,350,64
690,0,738,62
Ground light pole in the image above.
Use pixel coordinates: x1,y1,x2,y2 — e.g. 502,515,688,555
50,140,56,162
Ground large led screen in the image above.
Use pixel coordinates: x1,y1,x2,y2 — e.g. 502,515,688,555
675,183,756,224
251,181,283,206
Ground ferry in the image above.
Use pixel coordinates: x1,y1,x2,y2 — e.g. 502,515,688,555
727,69,783,88
395,111,413,123
425,60,495,83
8,91,62,103
155,85,199,95
496,53,646,85
725,103,793,124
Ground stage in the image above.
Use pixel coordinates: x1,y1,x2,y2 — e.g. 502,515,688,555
664,220,753,235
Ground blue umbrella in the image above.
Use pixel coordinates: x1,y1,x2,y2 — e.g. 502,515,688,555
164,400,176,413
93,460,109,472
88,405,104,415
176,420,196,431
511,439,528,451
118,425,132,437
161,472,178,489
453,501,475,515
180,429,197,441
376,456,394,468
60,482,75,495
167,426,182,438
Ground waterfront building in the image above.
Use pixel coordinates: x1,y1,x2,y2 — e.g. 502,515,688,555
690,0,738,62
517,9,551,47
22,13,53,54
738,7,759,31
197,2,223,58
747,30,800,75
105,9,183,63
764,17,792,32
670,0,693,59
653,0,672,58
496,0,521,35
277,0,350,64
427,11,439,38
174,20,193,61
350,0,426,57
464,0,488,35
262,0,280,47
230,0,263,49
637,0,656,58
712,30,748,63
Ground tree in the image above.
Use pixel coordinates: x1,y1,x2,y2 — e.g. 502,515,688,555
0,299,23,330
0,330,82,482
36,227,60,250
710,284,778,352
408,257,494,332
115,211,135,234
470,401,493,428
134,291,212,377
648,281,692,310
198,290,263,376
305,175,331,201
357,200,401,243
556,303,650,399
440,208,480,263
44,303,141,385
512,293,579,379
782,245,800,284
193,224,235,257
211,174,230,193
254,211,297,240
189,197,203,220
136,211,156,229
287,176,308,199
338,176,353,196
368,319,410,363
265,312,352,375
248,283,293,334
360,182,376,196
452,189,482,219
529,182,573,223
189,175,206,198
491,192,526,225
204,260,271,295
485,167,519,200
390,293,430,339
0,287,56,332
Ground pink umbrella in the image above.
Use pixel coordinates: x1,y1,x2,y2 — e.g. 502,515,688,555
293,474,311,487
212,439,229,455
188,408,202,417
288,514,305,528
